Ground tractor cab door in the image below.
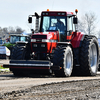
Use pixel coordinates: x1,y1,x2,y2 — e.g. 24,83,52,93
49,16,67,42
56,17,67,42
67,15,75,41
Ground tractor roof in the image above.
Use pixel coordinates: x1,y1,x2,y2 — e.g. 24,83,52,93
41,11,75,16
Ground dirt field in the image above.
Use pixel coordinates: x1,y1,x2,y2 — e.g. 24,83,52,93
0,60,100,100
0,72,100,100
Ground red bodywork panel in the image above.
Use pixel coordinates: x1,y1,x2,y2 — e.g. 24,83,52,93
31,32,59,53
70,32,84,48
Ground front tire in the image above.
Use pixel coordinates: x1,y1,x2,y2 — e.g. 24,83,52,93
52,46,73,77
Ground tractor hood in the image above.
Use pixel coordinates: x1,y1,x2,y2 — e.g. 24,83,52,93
31,32,59,53
31,32,58,40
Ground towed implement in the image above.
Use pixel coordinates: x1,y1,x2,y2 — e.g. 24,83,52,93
3,9,99,77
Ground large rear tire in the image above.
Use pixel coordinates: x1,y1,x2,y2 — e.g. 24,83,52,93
11,44,31,60
52,46,73,77
80,36,99,76
11,44,31,76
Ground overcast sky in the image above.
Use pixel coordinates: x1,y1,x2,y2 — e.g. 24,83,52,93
0,0,100,32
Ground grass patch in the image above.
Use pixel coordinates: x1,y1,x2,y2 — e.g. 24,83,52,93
0,65,9,72
0,65,4,69
0,65,8,69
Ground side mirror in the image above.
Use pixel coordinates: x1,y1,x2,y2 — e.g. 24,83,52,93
28,17,32,23
73,17,78,24
35,12,39,19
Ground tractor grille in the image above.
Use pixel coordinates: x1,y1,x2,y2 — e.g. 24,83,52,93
32,35,47,39
32,43,47,52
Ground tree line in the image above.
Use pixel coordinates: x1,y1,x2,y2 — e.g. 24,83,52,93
0,26,25,39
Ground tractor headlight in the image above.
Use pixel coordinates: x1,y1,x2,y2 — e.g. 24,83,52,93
31,39,36,42
33,44,37,47
41,44,45,47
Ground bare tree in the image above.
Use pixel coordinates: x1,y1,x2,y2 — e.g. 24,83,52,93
0,27,3,38
7,26,25,34
78,12,97,35
15,26,24,33
2,27,9,38
0,26,25,39
97,30,100,38
8,26,15,33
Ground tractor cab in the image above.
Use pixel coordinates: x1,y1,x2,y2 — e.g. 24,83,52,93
29,9,78,42
10,33,28,44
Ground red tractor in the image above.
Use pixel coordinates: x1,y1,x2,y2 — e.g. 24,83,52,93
3,9,99,77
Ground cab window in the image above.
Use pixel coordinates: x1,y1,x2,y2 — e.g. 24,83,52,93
67,16,75,36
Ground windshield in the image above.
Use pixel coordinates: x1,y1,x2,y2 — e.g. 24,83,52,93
10,36,27,44
41,16,67,41
41,16,67,32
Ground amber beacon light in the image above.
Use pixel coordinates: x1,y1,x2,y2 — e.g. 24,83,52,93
47,9,49,11
75,9,78,14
